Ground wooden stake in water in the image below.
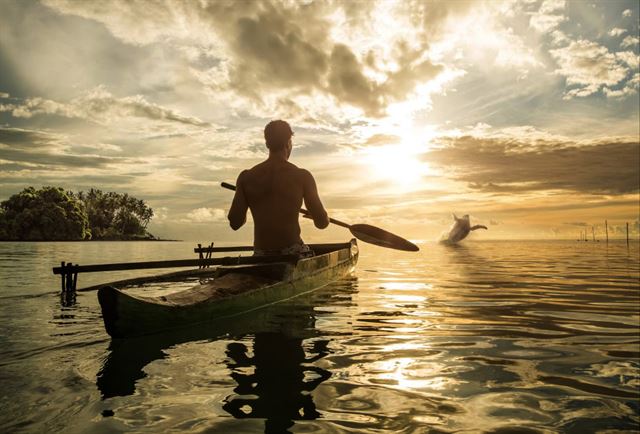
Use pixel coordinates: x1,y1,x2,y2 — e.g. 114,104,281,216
592,226,595,242
605,220,609,244
626,222,629,247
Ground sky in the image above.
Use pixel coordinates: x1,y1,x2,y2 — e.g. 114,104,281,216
0,0,638,243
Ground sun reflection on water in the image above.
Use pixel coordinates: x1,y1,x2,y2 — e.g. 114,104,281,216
371,357,462,391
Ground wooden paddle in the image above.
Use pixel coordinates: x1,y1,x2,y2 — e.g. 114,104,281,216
221,182,419,252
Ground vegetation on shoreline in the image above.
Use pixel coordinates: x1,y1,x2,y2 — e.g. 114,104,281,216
0,186,157,241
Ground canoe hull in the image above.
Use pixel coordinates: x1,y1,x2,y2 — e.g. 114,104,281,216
98,240,358,338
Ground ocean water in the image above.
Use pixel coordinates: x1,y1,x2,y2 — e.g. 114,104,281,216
0,240,638,433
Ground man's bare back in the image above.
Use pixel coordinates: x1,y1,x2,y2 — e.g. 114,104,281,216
227,120,329,252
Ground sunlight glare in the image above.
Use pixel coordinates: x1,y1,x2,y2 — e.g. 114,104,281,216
362,126,436,191
364,145,428,188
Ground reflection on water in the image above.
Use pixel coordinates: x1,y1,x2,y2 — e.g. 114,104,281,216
94,274,357,432
0,241,638,433
223,334,331,433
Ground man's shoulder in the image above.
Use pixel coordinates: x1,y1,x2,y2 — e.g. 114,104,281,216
286,164,314,181
288,162,309,173
241,161,311,181
296,166,313,178
241,162,267,177
275,161,309,177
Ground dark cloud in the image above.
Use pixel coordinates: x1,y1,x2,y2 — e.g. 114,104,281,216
328,44,381,115
0,127,139,168
0,127,64,149
207,3,440,115
381,40,443,98
0,147,132,168
43,0,446,117
231,7,328,91
426,136,640,194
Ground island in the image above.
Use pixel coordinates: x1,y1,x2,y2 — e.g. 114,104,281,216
0,186,161,241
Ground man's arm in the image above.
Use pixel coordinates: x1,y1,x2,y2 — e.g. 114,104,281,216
302,169,329,229
228,171,248,230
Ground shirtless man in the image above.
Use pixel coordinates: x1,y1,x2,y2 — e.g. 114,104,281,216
227,120,329,256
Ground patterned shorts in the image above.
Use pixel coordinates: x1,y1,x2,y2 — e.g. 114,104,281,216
253,243,314,258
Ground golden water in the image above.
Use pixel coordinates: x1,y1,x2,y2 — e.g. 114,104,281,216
0,240,638,432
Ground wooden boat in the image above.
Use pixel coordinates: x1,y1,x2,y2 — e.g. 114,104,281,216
97,240,358,338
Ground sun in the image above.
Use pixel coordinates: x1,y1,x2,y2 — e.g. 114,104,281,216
362,137,433,191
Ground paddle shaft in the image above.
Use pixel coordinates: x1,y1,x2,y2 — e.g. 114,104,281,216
221,181,419,251
220,182,350,229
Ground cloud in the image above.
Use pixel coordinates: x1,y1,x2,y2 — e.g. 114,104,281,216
184,207,226,223
549,40,635,99
620,36,639,49
207,2,444,116
608,28,627,37
41,0,206,46
0,92,9,98
539,0,565,14
399,0,476,40
529,0,567,33
327,44,381,115
603,73,639,98
622,9,632,18
425,135,640,194
0,87,210,127
364,134,402,146
41,0,448,117
0,127,66,149
0,127,138,169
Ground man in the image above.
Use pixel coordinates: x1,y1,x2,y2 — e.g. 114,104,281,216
228,120,329,256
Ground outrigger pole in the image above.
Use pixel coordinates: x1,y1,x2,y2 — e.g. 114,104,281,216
53,246,278,292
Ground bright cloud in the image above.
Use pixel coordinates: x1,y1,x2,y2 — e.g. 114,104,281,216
529,0,567,32
550,40,636,99
609,28,627,37
185,208,227,223
621,35,639,49
0,87,210,127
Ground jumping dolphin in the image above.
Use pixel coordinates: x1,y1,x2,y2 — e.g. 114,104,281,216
444,214,487,244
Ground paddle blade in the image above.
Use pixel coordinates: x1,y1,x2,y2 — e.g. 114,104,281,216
349,224,419,252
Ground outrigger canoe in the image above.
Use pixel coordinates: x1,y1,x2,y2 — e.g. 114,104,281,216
97,240,358,338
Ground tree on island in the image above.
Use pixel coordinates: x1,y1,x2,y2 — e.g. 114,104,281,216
78,189,154,240
0,186,156,241
0,186,90,240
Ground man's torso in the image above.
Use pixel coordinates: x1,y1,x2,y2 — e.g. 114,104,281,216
241,160,305,250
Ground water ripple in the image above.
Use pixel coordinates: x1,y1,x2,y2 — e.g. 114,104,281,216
0,240,638,432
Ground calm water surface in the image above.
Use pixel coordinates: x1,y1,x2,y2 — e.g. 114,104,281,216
0,240,638,433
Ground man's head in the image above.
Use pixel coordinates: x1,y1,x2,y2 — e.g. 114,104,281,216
264,120,294,155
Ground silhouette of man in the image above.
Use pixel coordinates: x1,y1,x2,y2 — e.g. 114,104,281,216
228,120,329,256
